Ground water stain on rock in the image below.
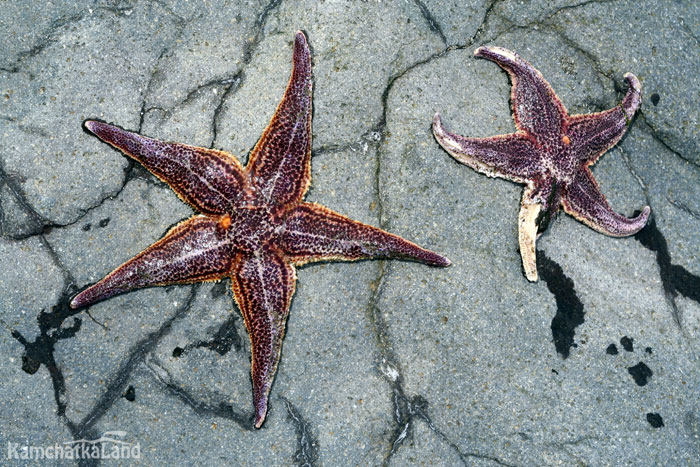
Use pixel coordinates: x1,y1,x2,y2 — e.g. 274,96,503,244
646,412,664,428
628,362,653,386
536,250,584,358
123,385,136,402
620,336,634,352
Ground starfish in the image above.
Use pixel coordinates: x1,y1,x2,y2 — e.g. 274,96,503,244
433,46,650,281
70,31,450,428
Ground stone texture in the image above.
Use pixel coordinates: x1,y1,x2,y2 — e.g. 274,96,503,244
1,0,698,465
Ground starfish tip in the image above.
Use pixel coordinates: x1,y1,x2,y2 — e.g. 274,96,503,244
294,30,308,49
432,113,446,137
623,72,641,91
254,410,266,429
69,295,83,309
83,120,99,133
475,46,516,62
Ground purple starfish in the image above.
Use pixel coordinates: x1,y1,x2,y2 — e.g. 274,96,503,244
71,31,450,428
433,46,650,281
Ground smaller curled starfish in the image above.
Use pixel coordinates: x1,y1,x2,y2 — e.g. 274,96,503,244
433,46,650,281
70,32,449,428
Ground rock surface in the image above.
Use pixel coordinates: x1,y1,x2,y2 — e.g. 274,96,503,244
1,0,698,465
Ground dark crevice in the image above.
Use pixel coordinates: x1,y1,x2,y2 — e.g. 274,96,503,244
144,0,189,23
1,3,167,74
370,0,503,144
209,78,242,149
536,250,585,359
0,117,50,138
1,9,188,242
638,114,700,170
137,19,188,134
172,314,242,358
467,0,501,46
536,0,619,28
280,396,319,467
94,5,138,17
413,0,447,44
667,198,700,221
145,355,252,430
367,264,509,466
367,5,508,463
0,162,50,238
11,287,82,417
678,16,700,48
210,280,228,299
209,0,283,149
0,12,86,73
386,385,514,466
0,135,137,241
364,262,423,465
68,285,200,442
146,77,237,125
366,0,503,229
634,214,700,329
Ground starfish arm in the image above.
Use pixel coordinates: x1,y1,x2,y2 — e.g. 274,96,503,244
562,167,650,236
433,113,540,183
246,31,313,206
230,250,296,428
518,186,542,282
567,73,642,164
279,202,450,266
84,120,248,214
70,216,234,308
475,46,567,144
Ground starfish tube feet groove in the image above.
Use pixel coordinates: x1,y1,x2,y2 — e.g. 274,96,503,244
70,31,450,428
433,46,649,281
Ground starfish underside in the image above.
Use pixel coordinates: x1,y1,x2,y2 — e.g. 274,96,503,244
71,32,450,428
433,46,650,281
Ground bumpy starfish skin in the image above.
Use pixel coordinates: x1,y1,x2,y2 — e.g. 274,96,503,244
71,32,450,428
433,46,649,281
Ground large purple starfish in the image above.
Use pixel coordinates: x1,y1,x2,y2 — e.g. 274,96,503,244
433,46,650,281
70,31,449,428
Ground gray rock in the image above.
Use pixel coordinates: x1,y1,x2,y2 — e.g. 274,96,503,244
1,0,698,465
0,1,182,231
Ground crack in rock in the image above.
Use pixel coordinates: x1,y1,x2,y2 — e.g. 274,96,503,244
145,355,252,430
172,314,242,358
279,396,319,467
634,214,700,329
